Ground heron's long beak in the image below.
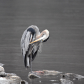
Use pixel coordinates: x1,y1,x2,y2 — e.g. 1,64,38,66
29,39,41,44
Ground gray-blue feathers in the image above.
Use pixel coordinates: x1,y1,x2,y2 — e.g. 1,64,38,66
21,27,40,68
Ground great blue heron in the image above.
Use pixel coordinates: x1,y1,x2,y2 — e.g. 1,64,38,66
20,25,49,72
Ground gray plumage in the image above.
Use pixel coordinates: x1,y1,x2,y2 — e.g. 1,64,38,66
21,25,40,68
20,25,49,70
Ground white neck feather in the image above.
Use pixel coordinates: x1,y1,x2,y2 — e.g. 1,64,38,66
36,29,49,41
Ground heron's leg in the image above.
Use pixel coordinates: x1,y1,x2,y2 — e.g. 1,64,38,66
27,56,29,68
30,54,32,72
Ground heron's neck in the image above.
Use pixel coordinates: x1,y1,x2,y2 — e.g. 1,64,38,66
36,29,49,40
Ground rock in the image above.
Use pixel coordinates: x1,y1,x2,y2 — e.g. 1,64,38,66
0,77,10,84
28,69,84,83
0,66,5,72
28,70,62,79
0,64,22,84
0,72,7,77
0,63,4,67
60,78,74,84
28,72,41,79
21,80,28,84
0,76,21,84
9,76,22,84
0,75,22,84
43,70,62,75
0,66,6,77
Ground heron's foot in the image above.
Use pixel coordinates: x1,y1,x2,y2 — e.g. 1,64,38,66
25,66,30,70
27,66,30,68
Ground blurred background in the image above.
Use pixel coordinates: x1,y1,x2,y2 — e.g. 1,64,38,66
0,0,84,82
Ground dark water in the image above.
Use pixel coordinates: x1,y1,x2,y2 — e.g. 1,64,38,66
0,0,84,84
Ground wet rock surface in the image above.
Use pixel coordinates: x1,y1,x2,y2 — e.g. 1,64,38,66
0,64,84,84
28,70,84,84
0,64,28,84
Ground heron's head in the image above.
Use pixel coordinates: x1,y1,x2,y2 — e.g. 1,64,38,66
40,29,49,42
30,29,49,44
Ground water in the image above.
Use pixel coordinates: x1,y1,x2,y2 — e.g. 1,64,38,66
0,0,84,84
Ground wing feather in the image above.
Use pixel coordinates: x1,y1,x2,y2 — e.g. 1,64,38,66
21,30,31,57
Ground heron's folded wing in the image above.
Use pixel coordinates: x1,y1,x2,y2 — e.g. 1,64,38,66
21,30,31,57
